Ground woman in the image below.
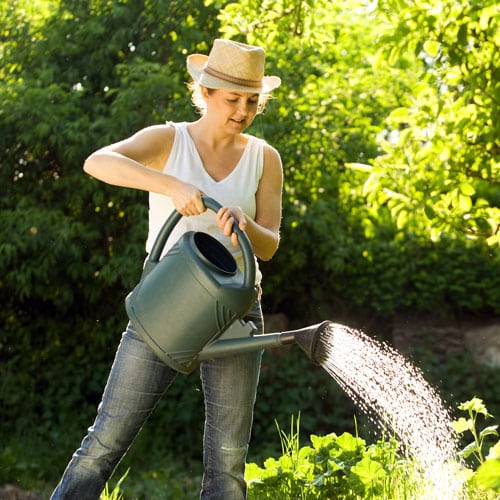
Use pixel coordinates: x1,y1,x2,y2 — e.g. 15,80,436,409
51,38,283,499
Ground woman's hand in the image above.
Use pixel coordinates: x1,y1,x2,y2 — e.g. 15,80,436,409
216,206,247,247
170,180,205,216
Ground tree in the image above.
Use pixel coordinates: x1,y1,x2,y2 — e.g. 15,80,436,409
358,0,499,245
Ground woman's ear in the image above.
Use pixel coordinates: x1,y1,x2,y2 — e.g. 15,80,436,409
200,85,210,101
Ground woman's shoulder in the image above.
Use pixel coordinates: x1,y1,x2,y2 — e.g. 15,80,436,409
245,133,279,153
122,123,178,170
262,141,281,163
135,123,178,151
138,122,176,140
243,134,282,168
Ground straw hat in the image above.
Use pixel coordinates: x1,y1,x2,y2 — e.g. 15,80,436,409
187,39,281,94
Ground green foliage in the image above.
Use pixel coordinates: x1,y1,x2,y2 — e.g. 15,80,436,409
359,0,500,245
475,442,500,493
246,415,411,499
452,398,499,466
217,0,499,320
0,0,221,469
51,400,500,498
452,398,500,494
245,401,500,499
264,215,499,322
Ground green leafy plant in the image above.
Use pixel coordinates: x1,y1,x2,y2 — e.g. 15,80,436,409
452,398,499,465
245,414,404,499
246,401,500,499
452,398,500,494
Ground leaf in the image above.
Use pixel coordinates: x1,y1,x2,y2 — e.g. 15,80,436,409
487,442,500,460
479,5,497,31
335,432,365,453
459,441,480,459
327,459,345,472
458,397,491,417
458,398,491,417
423,40,440,58
350,456,386,486
345,162,373,173
479,425,499,440
458,194,472,212
452,417,473,434
396,208,408,229
474,459,500,491
310,433,338,451
424,203,436,220
362,172,380,197
459,183,476,196
389,106,411,122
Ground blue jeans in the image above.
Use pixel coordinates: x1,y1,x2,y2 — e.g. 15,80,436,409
51,302,263,500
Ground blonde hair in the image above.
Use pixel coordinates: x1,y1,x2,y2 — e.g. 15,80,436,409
188,81,272,116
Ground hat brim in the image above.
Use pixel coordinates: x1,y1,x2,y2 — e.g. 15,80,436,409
187,54,281,94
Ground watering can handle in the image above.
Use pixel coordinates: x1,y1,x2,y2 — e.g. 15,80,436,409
147,196,256,289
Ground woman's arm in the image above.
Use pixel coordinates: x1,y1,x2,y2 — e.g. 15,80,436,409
83,124,206,215
217,144,283,261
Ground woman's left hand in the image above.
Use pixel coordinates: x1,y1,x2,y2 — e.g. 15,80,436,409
216,206,247,247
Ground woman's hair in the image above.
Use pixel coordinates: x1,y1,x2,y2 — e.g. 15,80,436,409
188,81,272,116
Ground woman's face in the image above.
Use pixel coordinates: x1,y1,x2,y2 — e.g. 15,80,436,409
204,88,260,132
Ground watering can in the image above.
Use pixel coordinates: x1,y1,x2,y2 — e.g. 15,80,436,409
125,196,333,373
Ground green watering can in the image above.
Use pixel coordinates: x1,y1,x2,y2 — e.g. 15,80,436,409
126,196,333,374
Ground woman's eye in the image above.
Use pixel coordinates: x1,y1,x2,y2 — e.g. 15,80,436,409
226,97,258,106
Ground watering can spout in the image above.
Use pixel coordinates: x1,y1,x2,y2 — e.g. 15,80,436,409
197,320,334,368
279,320,334,366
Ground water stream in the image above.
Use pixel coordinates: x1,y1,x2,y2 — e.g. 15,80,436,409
318,322,465,499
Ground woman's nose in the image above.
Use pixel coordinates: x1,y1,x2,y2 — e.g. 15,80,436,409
237,100,251,115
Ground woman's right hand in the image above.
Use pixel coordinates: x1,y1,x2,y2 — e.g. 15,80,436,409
169,180,206,216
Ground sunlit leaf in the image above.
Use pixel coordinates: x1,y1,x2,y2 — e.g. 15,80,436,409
346,162,373,173
474,459,500,491
452,417,473,434
458,398,491,416
350,456,386,484
389,106,410,122
459,183,476,196
479,425,499,440
487,442,500,460
458,194,472,212
423,40,440,58
459,441,481,459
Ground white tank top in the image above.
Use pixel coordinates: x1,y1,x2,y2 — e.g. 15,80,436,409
146,122,265,283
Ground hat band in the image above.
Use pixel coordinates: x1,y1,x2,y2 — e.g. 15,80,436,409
204,65,262,89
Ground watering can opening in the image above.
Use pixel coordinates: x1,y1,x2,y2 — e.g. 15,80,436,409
193,232,237,275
